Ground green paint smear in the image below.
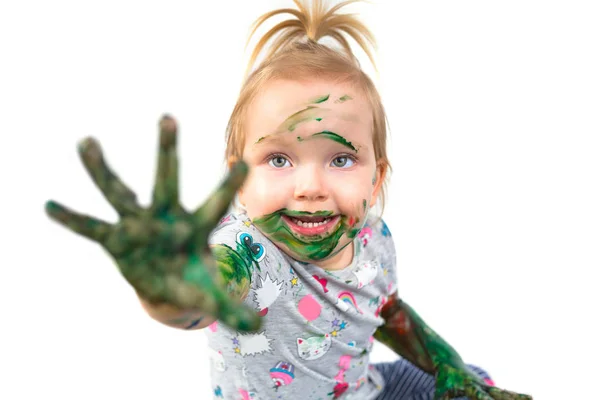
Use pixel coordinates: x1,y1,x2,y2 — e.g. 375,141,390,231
311,94,330,104
252,209,352,261
297,136,304,142
335,95,353,103
363,199,367,211
311,131,358,153
255,136,266,144
316,118,322,121
277,106,330,132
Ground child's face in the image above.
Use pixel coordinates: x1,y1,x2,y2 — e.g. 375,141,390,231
238,79,383,268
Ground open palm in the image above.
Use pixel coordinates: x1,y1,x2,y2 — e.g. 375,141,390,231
45,115,260,332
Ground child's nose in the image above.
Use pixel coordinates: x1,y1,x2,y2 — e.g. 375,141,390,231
293,165,328,202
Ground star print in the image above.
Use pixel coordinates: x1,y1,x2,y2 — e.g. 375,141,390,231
291,276,299,286
232,338,239,345
339,321,348,329
331,318,340,327
331,330,339,337
234,347,241,353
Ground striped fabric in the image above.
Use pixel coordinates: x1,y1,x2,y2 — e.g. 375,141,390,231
372,358,492,400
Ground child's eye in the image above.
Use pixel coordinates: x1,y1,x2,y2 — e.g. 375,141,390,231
268,155,291,168
331,156,355,168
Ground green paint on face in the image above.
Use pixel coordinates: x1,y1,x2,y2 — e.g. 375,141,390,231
363,199,367,211
277,106,331,132
255,136,266,144
316,118,322,121
311,131,358,153
297,136,304,142
372,174,377,185
253,209,355,261
311,94,330,104
335,95,353,103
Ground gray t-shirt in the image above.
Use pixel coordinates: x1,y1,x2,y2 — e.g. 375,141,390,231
206,212,398,400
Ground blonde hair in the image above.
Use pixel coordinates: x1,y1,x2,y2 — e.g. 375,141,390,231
225,0,391,214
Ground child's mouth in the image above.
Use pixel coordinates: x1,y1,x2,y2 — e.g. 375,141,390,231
281,214,342,237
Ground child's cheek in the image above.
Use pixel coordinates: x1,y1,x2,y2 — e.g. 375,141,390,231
245,171,292,216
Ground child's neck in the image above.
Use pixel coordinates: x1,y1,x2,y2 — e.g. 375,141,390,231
313,241,355,271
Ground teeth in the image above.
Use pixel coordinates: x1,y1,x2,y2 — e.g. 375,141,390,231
292,217,331,228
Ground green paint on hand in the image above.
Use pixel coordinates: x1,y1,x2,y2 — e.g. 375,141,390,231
311,131,358,153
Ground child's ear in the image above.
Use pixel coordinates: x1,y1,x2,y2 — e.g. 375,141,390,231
227,155,246,207
369,160,387,208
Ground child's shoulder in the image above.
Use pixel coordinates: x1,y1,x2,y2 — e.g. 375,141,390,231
210,211,268,244
360,213,393,242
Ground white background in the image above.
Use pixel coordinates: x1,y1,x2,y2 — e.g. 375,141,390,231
1,1,599,399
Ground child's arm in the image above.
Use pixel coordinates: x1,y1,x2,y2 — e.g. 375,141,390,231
137,244,252,330
138,297,214,330
374,292,532,400
45,115,259,333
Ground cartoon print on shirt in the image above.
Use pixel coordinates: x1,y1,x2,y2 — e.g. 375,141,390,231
288,267,306,299
297,333,332,360
238,388,257,400
312,274,329,293
213,385,224,398
327,311,350,338
219,213,233,225
329,354,352,398
381,221,391,237
231,331,274,357
210,229,267,300
252,272,284,316
336,291,363,314
209,348,227,372
235,231,266,263
297,294,322,321
270,361,296,391
357,226,373,247
351,260,378,289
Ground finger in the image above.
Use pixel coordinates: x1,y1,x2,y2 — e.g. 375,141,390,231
193,161,248,227
487,387,533,400
434,385,459,400
465,384,495,400
45,200,111,243
78,137,140,216
151,115,180,214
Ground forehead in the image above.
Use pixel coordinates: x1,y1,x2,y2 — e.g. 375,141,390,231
245,79,373,137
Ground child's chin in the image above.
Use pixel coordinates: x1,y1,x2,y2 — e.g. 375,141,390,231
276,240,352,265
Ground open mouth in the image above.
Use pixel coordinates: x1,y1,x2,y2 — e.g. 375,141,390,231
281,213,341,237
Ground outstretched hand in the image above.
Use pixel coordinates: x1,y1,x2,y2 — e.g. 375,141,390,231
45,115,260,332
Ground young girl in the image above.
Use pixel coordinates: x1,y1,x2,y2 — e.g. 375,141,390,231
45,1,532,399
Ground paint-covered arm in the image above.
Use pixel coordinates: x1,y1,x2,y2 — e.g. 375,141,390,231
139,241,256,330
45,115,260,333
374,293,532,400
